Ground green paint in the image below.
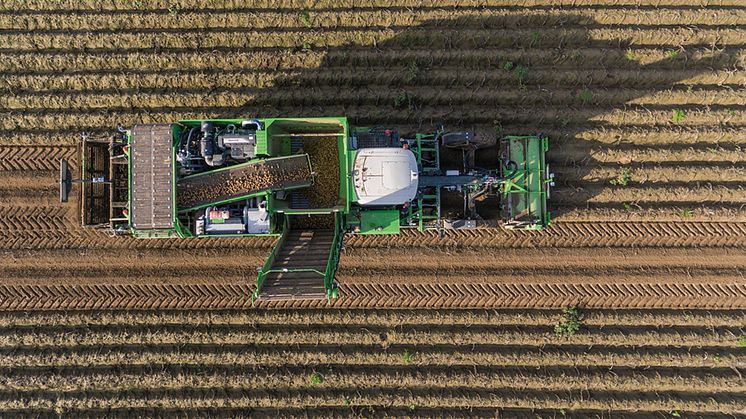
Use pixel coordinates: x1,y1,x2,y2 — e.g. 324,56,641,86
359,210,401,235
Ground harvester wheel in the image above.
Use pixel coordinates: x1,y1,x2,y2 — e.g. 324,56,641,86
442,131,479,150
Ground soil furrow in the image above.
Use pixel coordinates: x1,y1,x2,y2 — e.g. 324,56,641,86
0,386,739,413
0,308,741,327
4,88,743,110
1,0,745,11
0,344,740,369
3,107,743,131
0,366,740,394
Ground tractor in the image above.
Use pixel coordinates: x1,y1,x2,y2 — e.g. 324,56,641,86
61,117,552,301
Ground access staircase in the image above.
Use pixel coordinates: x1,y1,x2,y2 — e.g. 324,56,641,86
255,228,337,301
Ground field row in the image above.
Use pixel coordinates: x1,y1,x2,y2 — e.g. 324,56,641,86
3,48,741,74
0,309,740,416
0,344,742,370
3,28,743,52
1,279,745,310
2,0,745,11
1,305,743,327
3,108,743,131
2,202,746,248
0,366,740,396
0,322,741,350
3,246,745,283
4,8,746,32
5,69,745,94
4,88,745,110
0,390,740,417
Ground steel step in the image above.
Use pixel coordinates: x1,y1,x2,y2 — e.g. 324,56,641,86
278,245,331,253
276,250,330,259
259,284,327,301
287,231,334,239
282,240,333,247
263,277,323,287
270,265,327,273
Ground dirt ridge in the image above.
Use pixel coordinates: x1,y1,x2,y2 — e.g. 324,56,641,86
1,281,745,310
0,145,75,171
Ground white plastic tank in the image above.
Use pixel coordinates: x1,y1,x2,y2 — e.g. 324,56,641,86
353,148,419,206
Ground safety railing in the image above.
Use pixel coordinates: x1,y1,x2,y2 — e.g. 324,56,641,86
324,212,344,299
252,215,289,303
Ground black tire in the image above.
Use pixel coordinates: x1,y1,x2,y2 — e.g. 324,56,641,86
442,131,477,149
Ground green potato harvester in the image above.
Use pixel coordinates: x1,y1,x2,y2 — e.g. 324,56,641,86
61,117,553,301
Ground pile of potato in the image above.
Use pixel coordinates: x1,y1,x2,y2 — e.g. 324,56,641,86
298,137,340,208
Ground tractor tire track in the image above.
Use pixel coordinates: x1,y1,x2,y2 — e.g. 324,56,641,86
0,206,69,238
0,235,278,250
344,221,746,248
0,145,75,171
1,281,745,310
0,221,745,250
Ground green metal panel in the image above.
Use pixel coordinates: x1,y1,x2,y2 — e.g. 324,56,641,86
255,129,269,155
346,149,359,203
253,215,289,304
502,135,550,230
253,213,343,302
337,126,351,214
359,209,400,235
325,212,343,298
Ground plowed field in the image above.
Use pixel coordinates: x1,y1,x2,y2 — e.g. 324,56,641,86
0,309,743,418
0,1,745,417
0,0,744,309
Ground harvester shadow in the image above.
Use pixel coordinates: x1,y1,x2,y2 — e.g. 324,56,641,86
223,12,731,220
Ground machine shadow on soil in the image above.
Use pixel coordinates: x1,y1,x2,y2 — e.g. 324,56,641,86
225,13,728,220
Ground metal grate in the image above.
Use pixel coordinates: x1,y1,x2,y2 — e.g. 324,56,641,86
130,124,174,230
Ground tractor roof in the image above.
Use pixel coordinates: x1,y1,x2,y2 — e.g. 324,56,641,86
353,148,418,206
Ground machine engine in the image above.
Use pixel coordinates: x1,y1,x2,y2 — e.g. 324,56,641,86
177,120,260,173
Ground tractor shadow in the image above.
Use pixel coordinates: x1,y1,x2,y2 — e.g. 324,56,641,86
224,12,731,220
